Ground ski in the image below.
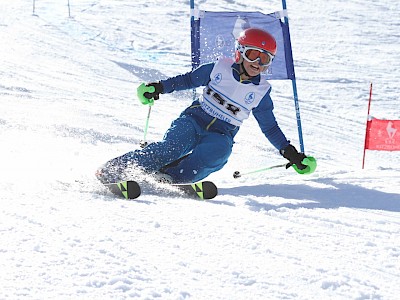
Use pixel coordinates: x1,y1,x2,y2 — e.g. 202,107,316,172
173,181,218,200
104,180,217,200
105,181,141,199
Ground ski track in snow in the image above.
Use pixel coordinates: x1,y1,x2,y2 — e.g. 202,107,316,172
1,0,399,299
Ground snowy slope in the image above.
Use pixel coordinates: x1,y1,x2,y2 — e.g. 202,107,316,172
1,0,399,299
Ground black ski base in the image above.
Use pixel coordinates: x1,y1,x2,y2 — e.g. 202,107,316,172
104,180,217,200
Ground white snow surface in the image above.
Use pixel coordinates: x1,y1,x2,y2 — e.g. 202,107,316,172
1,0,400,299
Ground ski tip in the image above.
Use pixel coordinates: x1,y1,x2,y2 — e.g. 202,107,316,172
172,180,218,200
202,181,218,199
105,180,141,199
190,181,218,200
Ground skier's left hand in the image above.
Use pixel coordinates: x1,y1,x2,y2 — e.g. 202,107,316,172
280,144,317,174
137,82,163,105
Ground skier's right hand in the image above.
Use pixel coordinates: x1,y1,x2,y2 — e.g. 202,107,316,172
137,82,163,106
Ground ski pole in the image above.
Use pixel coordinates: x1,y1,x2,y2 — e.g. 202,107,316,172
233,163,288,179
140,105,152,148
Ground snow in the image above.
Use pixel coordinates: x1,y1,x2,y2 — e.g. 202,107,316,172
1,0,399,299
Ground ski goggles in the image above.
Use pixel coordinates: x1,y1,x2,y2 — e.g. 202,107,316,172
242,47,275,67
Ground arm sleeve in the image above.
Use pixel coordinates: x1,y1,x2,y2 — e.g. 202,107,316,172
160,63,215,94
252,88,290,151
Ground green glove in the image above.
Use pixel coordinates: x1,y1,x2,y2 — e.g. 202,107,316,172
292,156,317,175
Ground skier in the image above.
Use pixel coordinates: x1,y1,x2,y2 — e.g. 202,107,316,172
96,28,315,185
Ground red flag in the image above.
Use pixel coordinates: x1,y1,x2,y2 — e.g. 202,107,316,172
365,117,400,151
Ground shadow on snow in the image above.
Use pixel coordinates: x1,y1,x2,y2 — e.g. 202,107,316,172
111,60,167,82
219,178,400,212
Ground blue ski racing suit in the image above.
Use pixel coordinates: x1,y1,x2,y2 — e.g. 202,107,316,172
98,58,292,184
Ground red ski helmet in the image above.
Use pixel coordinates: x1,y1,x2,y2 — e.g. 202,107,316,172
235,28,277,64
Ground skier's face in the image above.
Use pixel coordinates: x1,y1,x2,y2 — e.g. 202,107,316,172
242,58,267,77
